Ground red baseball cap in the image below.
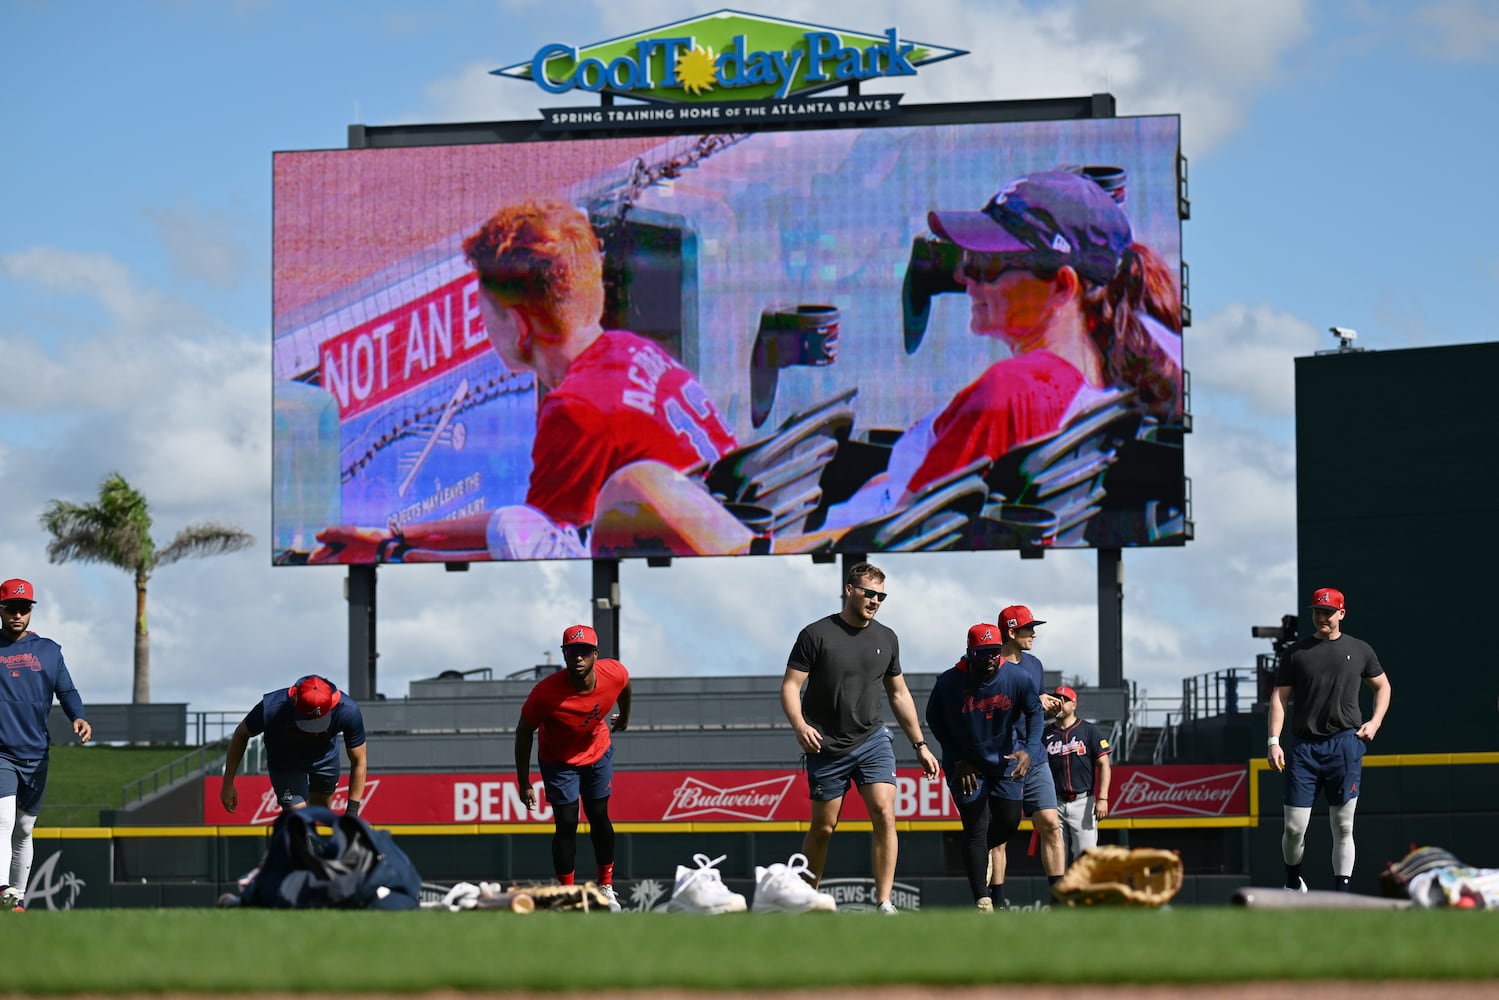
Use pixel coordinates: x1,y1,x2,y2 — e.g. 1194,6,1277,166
1054,685,1078,703
1309,588,1345,611
998,605,1045,633
0,579,37,604
561,624,598,648
966,623,1004,652
289,675,341,733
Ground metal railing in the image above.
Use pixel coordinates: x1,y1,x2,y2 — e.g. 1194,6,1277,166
119,739,230,808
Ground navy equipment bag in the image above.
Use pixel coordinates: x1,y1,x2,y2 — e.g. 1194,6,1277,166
235,805,422,910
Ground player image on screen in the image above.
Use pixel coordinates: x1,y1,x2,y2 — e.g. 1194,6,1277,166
820,169,1182,534
309,199,737,563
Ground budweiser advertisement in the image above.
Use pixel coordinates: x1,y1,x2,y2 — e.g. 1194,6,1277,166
1107,765,1248,818
204,764,1247,825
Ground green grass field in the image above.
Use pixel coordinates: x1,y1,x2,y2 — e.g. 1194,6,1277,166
6,909,1498,993
38,745,190,825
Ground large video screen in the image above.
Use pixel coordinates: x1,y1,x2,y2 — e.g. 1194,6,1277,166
273,112,1185,564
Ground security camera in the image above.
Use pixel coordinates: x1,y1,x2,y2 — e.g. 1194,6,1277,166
1329,326,1357,341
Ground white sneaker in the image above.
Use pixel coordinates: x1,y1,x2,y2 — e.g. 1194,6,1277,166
975,897,994,912
751,853,837,913
598,883,623,912
1,885,23,911
877,899,898,915
664,853,748,914
1285,877,1309,893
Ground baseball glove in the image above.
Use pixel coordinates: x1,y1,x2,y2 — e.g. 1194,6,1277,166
1051,846,1184,907
505,881,612,912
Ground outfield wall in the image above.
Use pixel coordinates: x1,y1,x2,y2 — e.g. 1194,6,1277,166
28,753,1497,909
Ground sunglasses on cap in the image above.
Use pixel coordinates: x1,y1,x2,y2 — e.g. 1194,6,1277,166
851,586,888,603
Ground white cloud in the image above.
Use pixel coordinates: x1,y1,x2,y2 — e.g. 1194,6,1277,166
1188,303,1321,416
1411,0,1499,61
143,199,252,290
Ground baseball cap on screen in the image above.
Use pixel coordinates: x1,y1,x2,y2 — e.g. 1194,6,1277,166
1054,685,1078,703
928,170,1132,285
998,605,1045,633
289,675,341,733
966,623,1003,652
561,624,598,648
1309,588,1345,611
0,579,37,604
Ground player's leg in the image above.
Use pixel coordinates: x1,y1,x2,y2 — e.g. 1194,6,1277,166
0,794,15,897
1075,797,1099,857
850,728,899,909
954,793,991,902
801,743,858,885
578,747,617,888
1281,739,1317,889
986,796,1023,908
1326,732,1364,890
9,811,36,905
538,759,583,883
1026,763,1064,880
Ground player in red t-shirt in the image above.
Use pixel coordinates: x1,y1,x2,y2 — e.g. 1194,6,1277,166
310,198,735,563
515,624,632,911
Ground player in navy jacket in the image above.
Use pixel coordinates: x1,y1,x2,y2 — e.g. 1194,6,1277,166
926,623,1043,909
0,579,92,910
221,674,368,819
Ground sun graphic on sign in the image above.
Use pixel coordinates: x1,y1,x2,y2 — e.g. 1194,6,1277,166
675,44,717,95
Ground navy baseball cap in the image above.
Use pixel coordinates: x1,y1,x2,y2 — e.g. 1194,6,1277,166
928,170,1132,285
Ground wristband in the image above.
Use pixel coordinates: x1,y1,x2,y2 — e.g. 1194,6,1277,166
346,800,362,818
1267,736,1280,747
912,741,928,750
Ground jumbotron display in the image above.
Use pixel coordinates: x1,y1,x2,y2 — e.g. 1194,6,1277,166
272,112,1186,564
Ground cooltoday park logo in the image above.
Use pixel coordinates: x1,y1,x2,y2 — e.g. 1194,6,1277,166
493,9,966,105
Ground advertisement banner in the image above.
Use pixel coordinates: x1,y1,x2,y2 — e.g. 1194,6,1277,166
205,763,1246,825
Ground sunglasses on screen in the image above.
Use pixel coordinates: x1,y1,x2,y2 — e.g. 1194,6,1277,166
852,586,888,603
958,250,1056,284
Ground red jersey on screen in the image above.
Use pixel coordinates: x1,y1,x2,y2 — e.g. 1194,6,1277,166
521,657,630,766
526,330,737,528
905,350,1088,494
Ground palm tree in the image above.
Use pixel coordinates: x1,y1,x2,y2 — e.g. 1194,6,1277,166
39,471,255,704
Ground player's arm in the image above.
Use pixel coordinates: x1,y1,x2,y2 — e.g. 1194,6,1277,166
779,665,822,753
220,720,253,813
1094,748,1112,820
884,673,939,778
1267,684,1293,772
514,717,539,810
612,681,632,733
345,742,368,816
1357,672,1392,742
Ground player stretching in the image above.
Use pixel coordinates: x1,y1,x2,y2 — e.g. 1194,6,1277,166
515,624,632,912
1268,587,1391,892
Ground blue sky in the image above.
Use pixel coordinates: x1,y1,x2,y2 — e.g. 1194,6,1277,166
3,0,1495,720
